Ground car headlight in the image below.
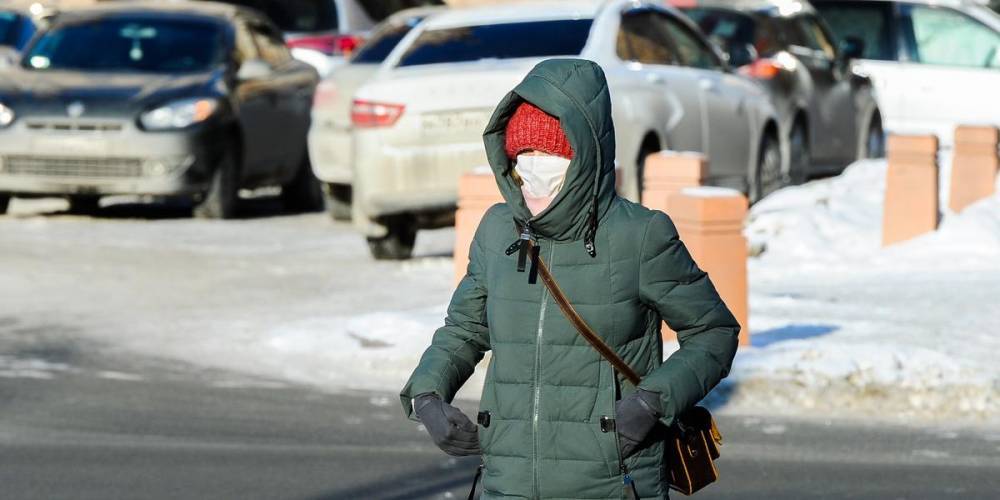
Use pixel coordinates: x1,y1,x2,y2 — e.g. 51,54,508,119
139,98,219,131
0,102,15,128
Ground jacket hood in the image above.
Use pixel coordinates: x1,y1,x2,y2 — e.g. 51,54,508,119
483,58,617,253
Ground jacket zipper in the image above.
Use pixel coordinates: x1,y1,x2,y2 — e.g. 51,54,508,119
611,367,638,499
531,239,553,500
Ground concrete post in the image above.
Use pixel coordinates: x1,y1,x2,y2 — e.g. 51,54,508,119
949,126,999,213
641,151,707,213
664,187,750,347
882,135,939,247
454,168,503,285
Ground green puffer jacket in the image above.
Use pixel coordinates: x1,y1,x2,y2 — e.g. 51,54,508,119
400,59,740,499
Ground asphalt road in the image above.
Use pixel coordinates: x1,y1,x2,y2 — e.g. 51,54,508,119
1,344,998,500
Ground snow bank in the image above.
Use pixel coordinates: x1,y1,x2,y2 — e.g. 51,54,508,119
725,155,1000,423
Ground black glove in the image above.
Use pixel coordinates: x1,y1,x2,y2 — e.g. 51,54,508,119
413,392,481,456
614,388,663,459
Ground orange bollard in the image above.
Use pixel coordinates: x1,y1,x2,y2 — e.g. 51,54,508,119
454,167,503,285
882,134,939,247
950,126,999,213
664,187,750,347
641,151,707,213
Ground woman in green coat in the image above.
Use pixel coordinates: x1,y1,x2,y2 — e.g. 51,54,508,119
400,58,740,499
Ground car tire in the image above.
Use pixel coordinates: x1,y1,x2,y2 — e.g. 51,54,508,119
862,116,885,159
282,155,325,213
750,132,782,204
67,195,101,214
788,121,810,184
324,182,352,221
367,215,417,260
0,194,9,215
194,147,240,219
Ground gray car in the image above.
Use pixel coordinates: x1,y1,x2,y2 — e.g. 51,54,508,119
0,1,321,217
682,0,883,182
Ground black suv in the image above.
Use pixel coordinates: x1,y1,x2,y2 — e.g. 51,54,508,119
681,0,883,182
0,2,321,218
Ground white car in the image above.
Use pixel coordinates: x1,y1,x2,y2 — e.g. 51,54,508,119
814,0,1000,142
309,6,443,219
352,0,784,259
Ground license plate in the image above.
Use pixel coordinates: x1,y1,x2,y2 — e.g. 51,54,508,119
32,136,108,155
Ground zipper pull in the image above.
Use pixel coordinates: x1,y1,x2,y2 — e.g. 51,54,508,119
622,466,640,499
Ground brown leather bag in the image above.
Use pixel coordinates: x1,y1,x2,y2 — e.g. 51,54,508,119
527,239,723,496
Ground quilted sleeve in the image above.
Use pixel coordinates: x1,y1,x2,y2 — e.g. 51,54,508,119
635,211,740,427
398,218,491,422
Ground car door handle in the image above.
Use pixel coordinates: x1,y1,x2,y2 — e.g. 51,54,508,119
646,73,666,84
699,79,718,92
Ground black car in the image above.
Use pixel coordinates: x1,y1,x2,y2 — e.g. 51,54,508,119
0,2,321,218
681,0,883,182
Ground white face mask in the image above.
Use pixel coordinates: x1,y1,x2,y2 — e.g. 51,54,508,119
514,154,571,199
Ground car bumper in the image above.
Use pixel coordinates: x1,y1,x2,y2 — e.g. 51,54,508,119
352,128,489,220
308,120,353,185
0,121,224,197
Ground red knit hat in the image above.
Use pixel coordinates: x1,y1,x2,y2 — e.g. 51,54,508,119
504,101,574,160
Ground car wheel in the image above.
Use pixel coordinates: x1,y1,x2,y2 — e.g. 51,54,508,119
788,121,810,184
751,133,782,204
194,148,240,219
67,195,101,214
0,194,9,215
863,116,885,159
367,215,417,260
324,182,352,221
282,155,325,213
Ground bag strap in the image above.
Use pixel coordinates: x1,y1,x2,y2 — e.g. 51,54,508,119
527,239,642,386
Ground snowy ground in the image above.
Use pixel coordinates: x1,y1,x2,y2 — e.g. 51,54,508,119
2,156,997,426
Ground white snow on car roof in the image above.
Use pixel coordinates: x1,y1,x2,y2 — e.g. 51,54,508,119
422,0,604,30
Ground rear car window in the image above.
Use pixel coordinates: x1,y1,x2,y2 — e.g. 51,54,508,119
23,16,227,73
684,8,780,57
814,1,895,60
220,0,338,33
351,17,422,63
397,19,593,67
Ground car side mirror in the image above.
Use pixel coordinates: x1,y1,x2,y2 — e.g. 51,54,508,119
838,36,865,62
726,43,758,69
237,58,272,80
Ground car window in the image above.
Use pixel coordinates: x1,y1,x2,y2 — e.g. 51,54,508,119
351,17,422,64
660,15,723,70
23,16,227,73
0,11,25,48
617,10,676,65
683,8,781,58
789,15,837,60
218,0,338,33
249,21,292,66
814,1,895,60
397,19,592,67
904,4,1000,68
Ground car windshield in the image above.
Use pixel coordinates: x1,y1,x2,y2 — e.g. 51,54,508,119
22,16,227,73
397,19,593,67
0,11,26,48
221,0,337,33
351,16,423,64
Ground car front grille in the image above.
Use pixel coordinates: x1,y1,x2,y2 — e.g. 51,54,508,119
2,156,144,178
24,121,124,133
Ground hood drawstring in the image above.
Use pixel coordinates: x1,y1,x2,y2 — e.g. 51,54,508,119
583,196,597,258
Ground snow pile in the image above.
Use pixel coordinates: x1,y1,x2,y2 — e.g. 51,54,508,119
720,157,1000,423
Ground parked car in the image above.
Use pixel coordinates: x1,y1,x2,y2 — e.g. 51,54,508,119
204,0,443,76
680,0,883,182
813,0,1000,142
0,1,321,218
309,5,443,220
351,0,784,259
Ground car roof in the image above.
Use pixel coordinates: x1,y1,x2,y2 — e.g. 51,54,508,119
674,0,816,16
420,0,606,29
47,0,248,23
